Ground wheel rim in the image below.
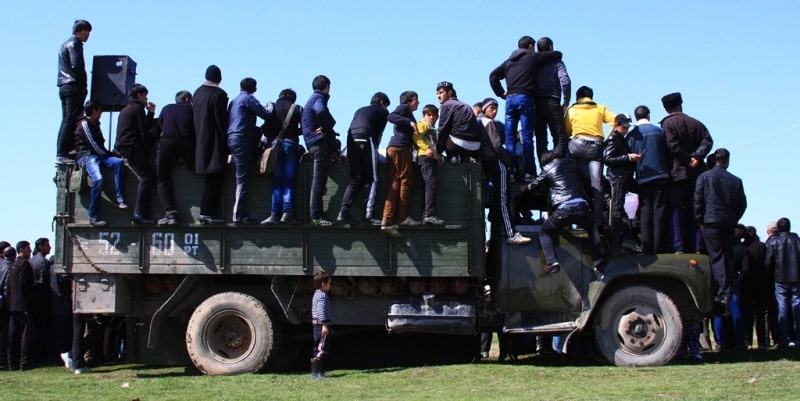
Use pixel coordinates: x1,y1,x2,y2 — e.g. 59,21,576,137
614,304,666,355
202,309,256,364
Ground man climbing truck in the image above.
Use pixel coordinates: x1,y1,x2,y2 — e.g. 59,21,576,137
52,160,713,375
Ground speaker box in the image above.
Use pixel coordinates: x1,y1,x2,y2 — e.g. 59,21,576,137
91,55,137,112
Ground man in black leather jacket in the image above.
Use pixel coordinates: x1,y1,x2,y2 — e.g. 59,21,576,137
56,20,92,164
764,217,800,348
523,151,603,274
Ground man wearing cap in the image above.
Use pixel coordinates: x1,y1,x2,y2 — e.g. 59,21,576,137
193,65,229,224
660,92,713,254
489,36,562,178
694,148,746,307
764,217,800,348
435,81,483,160
602,113,641,254
156,90,195,226
565,85,616,233
56,20,92,165
627,105,671,254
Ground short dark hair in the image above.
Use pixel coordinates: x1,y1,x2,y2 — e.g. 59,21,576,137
576,86,593,99
129,83,148,100
3,246,16,261
536,37,553,51
313,271,331,289
0,241,10,255
777,217,791,233
312,75,330,91
34,237,49,253
15,240,30,252
399,90,417,105
240,78,257,93
518,36,535,49
371,92,390,107
634,105,650,120
422,104,439,116
84,99,102,116
73,19,92,34
540,150,560,167
747,226,760,241
278,88,297,102
713,148,730,166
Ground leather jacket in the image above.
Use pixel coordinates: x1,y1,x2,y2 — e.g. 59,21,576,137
693,166,746,225
526,157,589,210
603,129,633,178
765,232,800,283
58,36,87,89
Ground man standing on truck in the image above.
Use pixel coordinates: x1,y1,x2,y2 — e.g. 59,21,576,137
193,65,229,225
156,90,195,226
56,20,92,165
534,36,570,162
694,148,746,307
522,151,603,274
303,75,339,227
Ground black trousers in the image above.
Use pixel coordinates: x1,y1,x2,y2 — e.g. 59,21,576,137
200,173,224,218
57,83,86,157
8,311,32,368
418,156,439,218
702,222,735,300
121,149,156,218
638,178,669,254
157,136,193,214
534,97,567,160
71,314,90,369
0,310,8,366
340,137,374,211
607,175,633,252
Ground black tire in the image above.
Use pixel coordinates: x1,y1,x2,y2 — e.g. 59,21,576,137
186,292,278,375
593,286,683,367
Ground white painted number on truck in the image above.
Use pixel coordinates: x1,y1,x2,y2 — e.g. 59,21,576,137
98,231,121,255
151,232,200,256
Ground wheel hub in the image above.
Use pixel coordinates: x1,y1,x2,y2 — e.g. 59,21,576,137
616,306,664,353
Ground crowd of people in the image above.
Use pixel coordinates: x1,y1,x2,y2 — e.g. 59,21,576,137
49,17,799,371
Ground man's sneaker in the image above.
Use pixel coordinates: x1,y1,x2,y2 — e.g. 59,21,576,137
261,214,281,226
423,216,445,226
621,239,642,253
399,217,422,227
381,224,402,238
524,173,533,182
507,232,532,245
199,215,224,225
367,218,383,227
74,367,92,374
158,212,178,226
311,218,334,227
89,218,107,227
544,263,561,274
337,211,356,225
132,214,154,225
280,212,297,225
55,156,74,165
116,197,129,209
60,352,74,372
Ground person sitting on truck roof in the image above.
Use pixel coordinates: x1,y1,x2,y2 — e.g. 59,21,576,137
75,99,127,227
522,150,604,274
435,81,483,160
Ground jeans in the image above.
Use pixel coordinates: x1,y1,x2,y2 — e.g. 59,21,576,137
270,140,299,214
775,281,800,345
228,134,258,221
567,138,604,230
418,156,438,218
309,143,332,220
504,94,536,174
79,154,126,220
382,147,413,224
534,97,567,160
57,83,86,157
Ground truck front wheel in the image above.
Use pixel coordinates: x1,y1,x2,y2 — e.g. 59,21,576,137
186,292,278,375
593,286,683,367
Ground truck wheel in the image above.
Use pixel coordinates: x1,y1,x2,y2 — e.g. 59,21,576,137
186,292,277,375
593,286,682,367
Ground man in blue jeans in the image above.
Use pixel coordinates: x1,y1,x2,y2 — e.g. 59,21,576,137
765,217,800,348
302,75,339,227
75,100,126,227
489,36,562,180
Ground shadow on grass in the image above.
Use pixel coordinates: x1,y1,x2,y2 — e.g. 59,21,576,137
700,347,800,364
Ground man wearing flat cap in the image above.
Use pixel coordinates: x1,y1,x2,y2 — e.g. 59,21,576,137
660,92,713,254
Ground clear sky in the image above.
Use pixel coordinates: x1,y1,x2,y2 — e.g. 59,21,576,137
2,0,798,247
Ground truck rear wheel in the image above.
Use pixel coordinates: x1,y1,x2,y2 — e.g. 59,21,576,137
593,286,682,367
186,292,278,375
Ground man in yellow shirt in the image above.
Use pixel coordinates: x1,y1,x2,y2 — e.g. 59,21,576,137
565,85,616,232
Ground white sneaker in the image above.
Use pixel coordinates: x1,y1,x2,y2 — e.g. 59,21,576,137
74,367,92,374
507,233,532,245
60,352,74,372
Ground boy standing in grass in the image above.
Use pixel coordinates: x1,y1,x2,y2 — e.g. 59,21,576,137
414,104,444,226
311,271,333,378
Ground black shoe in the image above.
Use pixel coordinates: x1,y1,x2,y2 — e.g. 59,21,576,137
199,215,224,225
235,217,256,225
544,263,561,274
89,218,107,227
132,214,154,225
337,210,356,225
714,296,729,305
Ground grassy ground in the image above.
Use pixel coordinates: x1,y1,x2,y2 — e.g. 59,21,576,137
2,348,800,401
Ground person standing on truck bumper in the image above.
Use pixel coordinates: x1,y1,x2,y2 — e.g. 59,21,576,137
310,271,333,378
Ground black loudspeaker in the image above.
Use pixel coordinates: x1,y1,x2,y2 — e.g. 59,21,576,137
91,55,137,112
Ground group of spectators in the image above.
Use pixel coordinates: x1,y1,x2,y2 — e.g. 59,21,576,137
0,238,123,372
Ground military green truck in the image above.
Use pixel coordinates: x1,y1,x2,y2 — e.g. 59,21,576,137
52,160,714,375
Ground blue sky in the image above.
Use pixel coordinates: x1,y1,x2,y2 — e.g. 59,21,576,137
2,0,799,247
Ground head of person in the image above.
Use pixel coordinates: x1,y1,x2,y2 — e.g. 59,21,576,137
240,78,257,94
205,65,222,84
15,240,31,259
436,81,455,104
399,90,419,111
734,224,747,241
713,148,730,168
278,88,297,103
422,104,439,124
0,241,10,256
3,246,16,262
371,92,390,109
312,75,331,93
706,153,716,169
747,225,760,242
613,113,631,134
661,92,683,113
34,237,51,256
83,99,103,119
175,90,192,104
73,19,92,42
777,217,791,233
518,35,535,50
540,150,560,167
481,97,499,119
472,102,483,116
313,271,332,290
634,105,650,121
767,221,779,237
129,83,149,103
536,36,554,52
576,86,593,100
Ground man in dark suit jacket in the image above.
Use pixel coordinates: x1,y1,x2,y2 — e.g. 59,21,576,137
193,65,229,224
7,241,35,370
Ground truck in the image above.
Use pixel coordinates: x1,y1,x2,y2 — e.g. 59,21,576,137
52,159,715,375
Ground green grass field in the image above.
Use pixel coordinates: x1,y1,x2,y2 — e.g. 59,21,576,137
2,349,800,401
